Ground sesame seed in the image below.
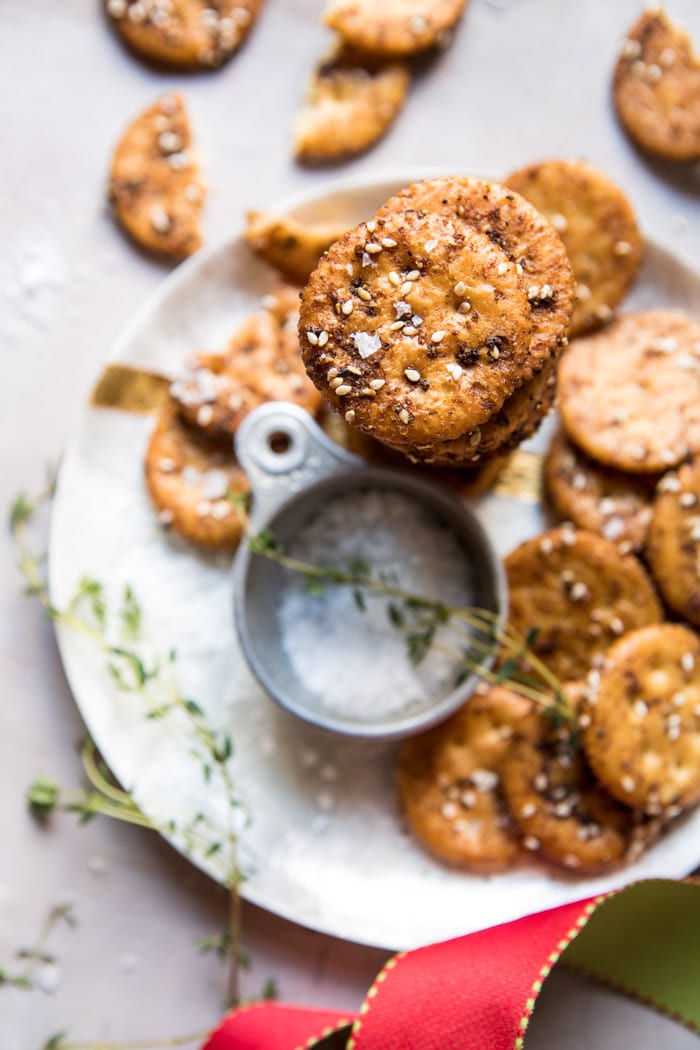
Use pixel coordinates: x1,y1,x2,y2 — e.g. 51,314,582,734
598,497,616,515
527,285,540,300
197,404,213,427
523,835,540,851
457,301,472,314
539,537,553,555
646,63,662,81
614,240,633,255
330,377,343,390
400,282,413,296
357,286,372,301
344,409,355,422
307,330,318,346
150,204,171,234
405,368,421,382
488,346,500,360
440,801,458,820
370,378,385,390
533,772,548,792
157,457,176,473
390,320,405,331
399,408,410,424
469,430,481,447
388,271,401,287
406,269,420,281
497,262,509,276
431,331,446,344
658,472,681,493
620,38,642,59
681,652,695,673
366,221,376,233
550,212,568,233
570,581,590,602
327,367,339,380
341,299,354,315
346,366,362,376
318,330,329,347
158,130,183,155
446,362,462,380
365,242,382,254
621,775,635,793
454,281,467,296
520,803,537,819
680,492,698,508
335,385,352,397
196,500,212,518
631,444,647,461
381,237,397,248
660,46,676,66
610,616,625,635
403,326,418,336
572,471,587,491
107,0,127,15
515,262,524,275
575,283,591,301
539,284,554,300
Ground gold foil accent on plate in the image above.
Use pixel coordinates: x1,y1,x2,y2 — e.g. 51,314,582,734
492,448,544,503
90,364,171,413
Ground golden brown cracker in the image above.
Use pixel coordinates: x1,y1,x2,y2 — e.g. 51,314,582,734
324,0,467,57
109,94,205,259
646,458,700,626
245,211,348,285
506,158,642,337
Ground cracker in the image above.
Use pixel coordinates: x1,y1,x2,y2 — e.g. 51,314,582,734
545,427,656,553
104,0,261,69
505,526,663,683
171,287,321,440
582,625,700,815
108,94,205,259
646,458,700,627
144,406,248,549
377,175,575,373
294,42,410,165
397,685,531,871
558,311,700,474
614,9,700,162
324,0,467,57
501,707,655,874
245,210,348,284
506,158,642,337
299,207,534,449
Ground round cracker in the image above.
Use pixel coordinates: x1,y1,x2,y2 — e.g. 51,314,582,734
324,0,467,57
144,406,248,549
545,427,657,553
582,625,700,815
558,311,700,474
506,158,642,337
108,93,205,259
505,526,663,684
171,287,321,440
646,458,700,626
294,43,410,165
105,0,262,70
299,208,533,448
377,175,575,373
502,707,654,874
614,9,700,163
397,685,531,871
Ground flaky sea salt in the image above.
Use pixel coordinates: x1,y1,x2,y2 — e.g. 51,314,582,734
278,490,473,720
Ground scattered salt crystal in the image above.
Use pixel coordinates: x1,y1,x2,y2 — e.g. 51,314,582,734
352,331,382,359
278,490,473,721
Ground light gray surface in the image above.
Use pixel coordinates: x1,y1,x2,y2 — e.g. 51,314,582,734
1,0,699,1046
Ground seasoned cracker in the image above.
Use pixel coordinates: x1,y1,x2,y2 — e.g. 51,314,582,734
108,94,205,259
646,458,700,627
245,210,348,284
502,706,654,874
144,406,248,549
582,625,700,815
558,311,700,474
505,526,663,683
324,0,467,57
171,287,321,440
299,207,533,450
545,427,656,553
378,175,575,373
614,9,700,162
397,686,531,871
294,42,410,165
105,0,262,69
506,158,642,337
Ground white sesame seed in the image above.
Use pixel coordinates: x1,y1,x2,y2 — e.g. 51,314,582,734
405,368,421,382
107,0,127,16
680,492,698,508
598,497,617,515
571,471,588,491
399,408,410,424
406,269,420,281
621,775,635,793
575,283,591,301
370,378,385,390
341,299,354,316
610,616,625,635
327,367,339,380
381,237,397,248
540,284,554,300
620,37,642,59
400,282,413,296
516,262,524,275
441,801,458,820
196,500,212,518
403,326,418,336
211,500,231,520
631,444,647,461
344,410,355,422
488,346,500,360
150,204,171,234
330,377,343,390
681,652,695,673
570,581,590,602
366,221,376,233
457,301,472,314
497,262,509,276
158,130,183,155
646,63,662,81
318,330,329,347
335,385,352,397
539,537,553,555
523,835,541,851
431,331,446,344
157,457,176,473
365,242,382,254
614,240,633,256
357,286,372,302
520,803,537,819
550,212,568,233
197,404,213,427
658,472,681,493
534,772,548,792
388,271,401,287
454,281,466,297
469,430,481,447
390,320,405,331
446,362,463,380
306,330,319,346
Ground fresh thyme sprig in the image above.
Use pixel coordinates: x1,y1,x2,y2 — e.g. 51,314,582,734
10,482,248,1013
247,529,575,729
0,902,76,992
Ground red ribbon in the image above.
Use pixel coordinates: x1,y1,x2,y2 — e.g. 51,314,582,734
204,879,700,1050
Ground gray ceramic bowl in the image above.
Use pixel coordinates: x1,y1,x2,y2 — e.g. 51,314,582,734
233,402,507,740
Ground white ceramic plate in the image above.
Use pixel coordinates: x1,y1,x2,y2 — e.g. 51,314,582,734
50,171,700,951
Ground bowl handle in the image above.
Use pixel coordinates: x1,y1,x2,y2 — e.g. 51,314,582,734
234,402,363,527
